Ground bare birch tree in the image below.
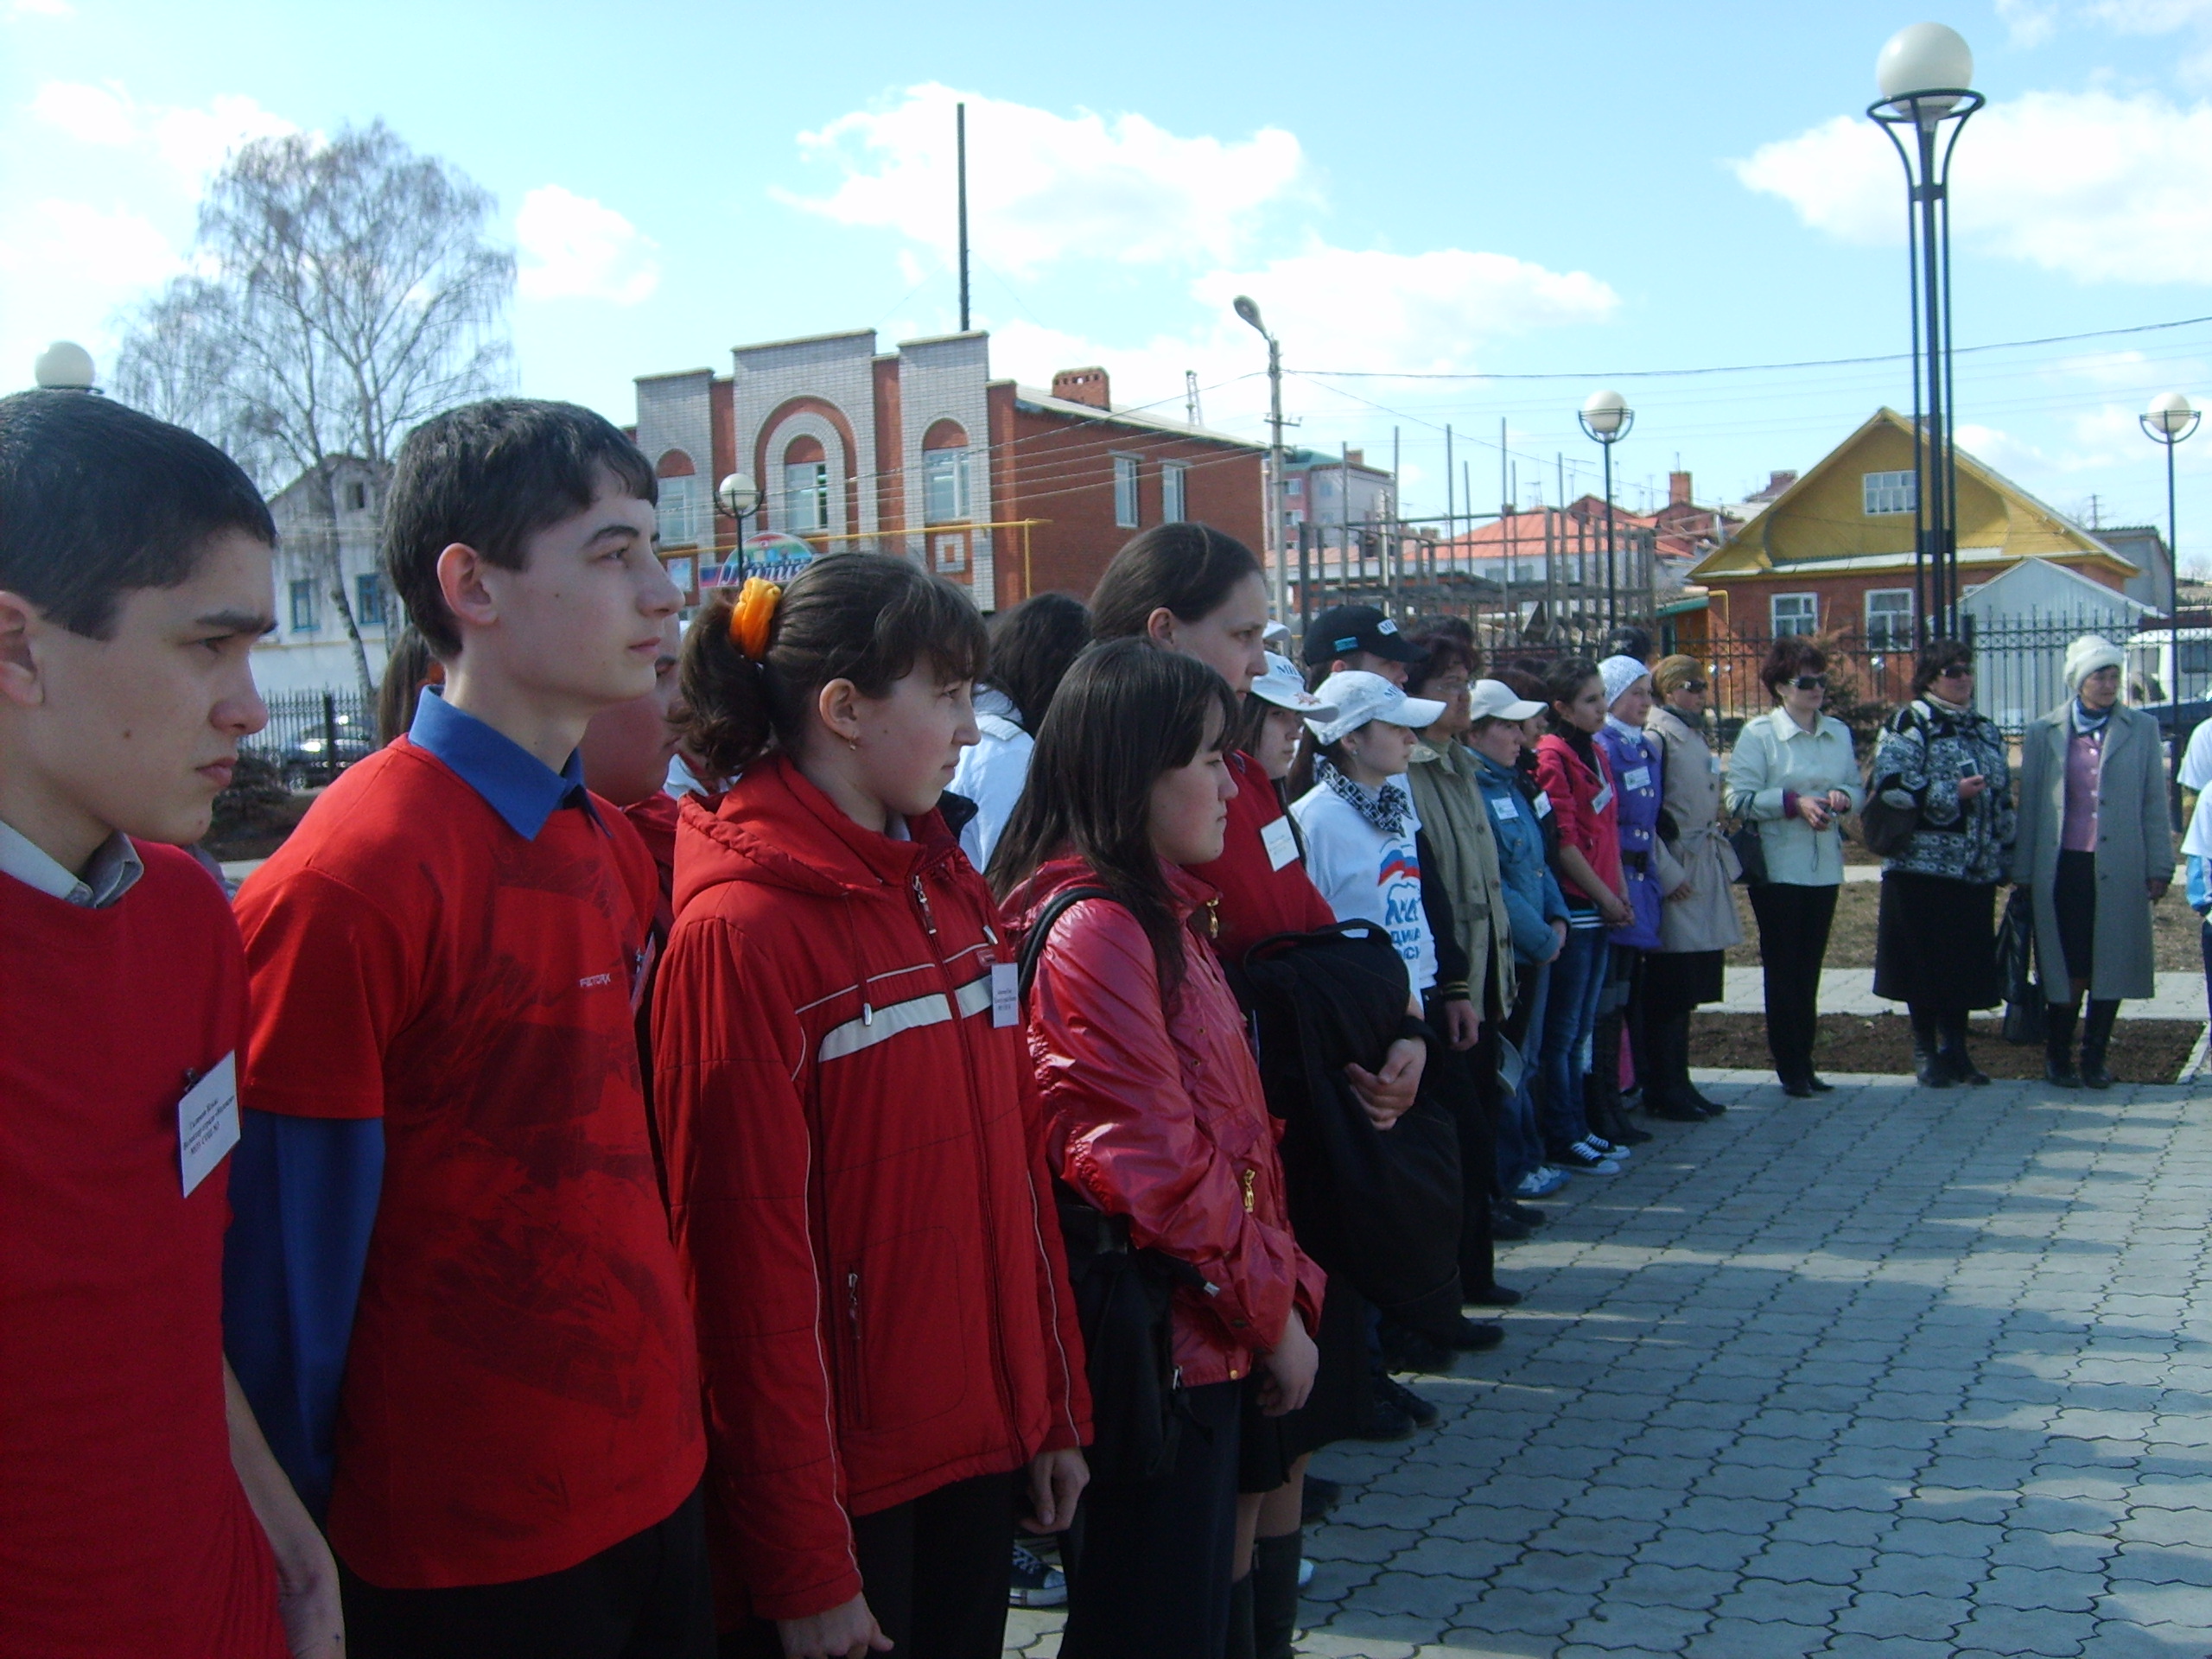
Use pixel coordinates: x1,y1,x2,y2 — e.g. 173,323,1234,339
114,121,513,697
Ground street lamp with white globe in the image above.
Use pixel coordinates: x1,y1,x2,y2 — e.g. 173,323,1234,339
1869,22,1984,645
1578,389,1633,634
2141,392,2200,810
715,473,760,580
34,340,97,392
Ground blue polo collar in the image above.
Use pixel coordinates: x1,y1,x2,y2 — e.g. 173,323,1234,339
408,690,597,841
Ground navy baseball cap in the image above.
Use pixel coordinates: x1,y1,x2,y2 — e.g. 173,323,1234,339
1301,604,1425,667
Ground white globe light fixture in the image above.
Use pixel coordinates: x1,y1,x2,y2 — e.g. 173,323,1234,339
2145,391,2200,443
1868,25,1983,645
34,340,96,391
715,472,760,521
1576,390,1636,634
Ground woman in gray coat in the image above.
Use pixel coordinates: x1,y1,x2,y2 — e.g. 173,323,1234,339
2013,635,2175,1087
1642,654,1739,1119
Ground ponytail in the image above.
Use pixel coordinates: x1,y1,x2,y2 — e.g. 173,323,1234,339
679,551,989,780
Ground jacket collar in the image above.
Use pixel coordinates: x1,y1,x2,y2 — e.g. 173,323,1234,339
1766,705,1829,742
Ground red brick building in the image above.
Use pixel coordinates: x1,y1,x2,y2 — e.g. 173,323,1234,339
633,331,1262,613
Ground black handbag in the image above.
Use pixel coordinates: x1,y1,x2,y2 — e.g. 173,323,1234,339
1997,885,2046,1044
1727,821,1768,886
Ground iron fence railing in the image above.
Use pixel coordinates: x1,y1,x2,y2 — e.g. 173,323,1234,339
245,689,376,786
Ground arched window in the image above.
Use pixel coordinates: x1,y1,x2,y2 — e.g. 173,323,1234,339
922,420,970,525
655,449,709,547
782,435,830,532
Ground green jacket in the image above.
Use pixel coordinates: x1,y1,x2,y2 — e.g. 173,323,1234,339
1406,737,1517,1018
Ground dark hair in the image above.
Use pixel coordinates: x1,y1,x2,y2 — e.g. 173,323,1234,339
985,592,1091,733
1760,635,1827,698
1544,656,1601,724
1089,523,1262,640
1406,631,1478,696
1910,639,1972,698
989,637,1239,998
680,551,988,779
376,626,439,746
382,398,657,658
0,390,274,639
1602,625,1654,663
1423,614,1477,648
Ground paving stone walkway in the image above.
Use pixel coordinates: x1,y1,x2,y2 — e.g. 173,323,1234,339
1007,1067,2212,1658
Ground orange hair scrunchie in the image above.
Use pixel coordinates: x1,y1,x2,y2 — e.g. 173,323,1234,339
728,577,782,663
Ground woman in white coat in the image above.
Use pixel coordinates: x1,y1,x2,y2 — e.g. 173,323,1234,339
2013,635,2174,1088
1642,655,1740,1119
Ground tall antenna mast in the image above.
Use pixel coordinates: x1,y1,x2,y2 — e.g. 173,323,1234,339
1185,371,1203,427
957,102,970,332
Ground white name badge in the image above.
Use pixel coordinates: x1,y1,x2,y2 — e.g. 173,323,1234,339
1490,793,1521,821
178,1051,241,1198
1533,792,1553,820
990,962,1021,1028
1623,766,1652,792
1590,783,1614,814
1261,816,1300,871
1710,753,1723,775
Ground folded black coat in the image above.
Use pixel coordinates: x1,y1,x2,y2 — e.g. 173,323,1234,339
1236,920,1465,1345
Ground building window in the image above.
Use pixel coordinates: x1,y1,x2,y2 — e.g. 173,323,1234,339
657,474,710,547
1865,588,1913,649
346,480,369,512
1863,470,1917,516
782,461,829,532
1771,593,1817,636
923,449,970,524
289,578,319,633
1161,461,1188,524
1113,454,1141,529
354,573,387,628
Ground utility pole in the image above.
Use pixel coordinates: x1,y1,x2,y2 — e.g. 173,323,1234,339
1391,426,1402,615
1185,370,1203,428
956,103,970,332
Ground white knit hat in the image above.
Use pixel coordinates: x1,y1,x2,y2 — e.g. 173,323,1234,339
1599,653,1650,710
2063,634,2124,693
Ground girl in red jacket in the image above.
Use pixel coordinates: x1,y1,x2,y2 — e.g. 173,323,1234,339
993,638,1325,1659
653,555,1090,1659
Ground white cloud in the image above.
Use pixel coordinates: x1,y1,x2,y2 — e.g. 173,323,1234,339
1733,87,2212,284
27,80,296,182
515,185,660,306
779,83,1305,276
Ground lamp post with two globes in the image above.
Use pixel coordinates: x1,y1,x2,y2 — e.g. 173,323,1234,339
1578,389,1633,635
1869,22,1985,645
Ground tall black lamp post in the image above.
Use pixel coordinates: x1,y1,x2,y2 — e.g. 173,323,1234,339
2142,391,2199,822
1869,22,1983,645
1579,388,1632,636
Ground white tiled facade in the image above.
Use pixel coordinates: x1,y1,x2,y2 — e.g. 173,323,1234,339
894,333,995,603
636,368,717,551
733,330,882,541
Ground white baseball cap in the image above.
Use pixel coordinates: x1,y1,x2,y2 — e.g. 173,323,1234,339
1306,671,1446,746
1249,652,1338,717
1262,619,1291,647
1467,679,1547,722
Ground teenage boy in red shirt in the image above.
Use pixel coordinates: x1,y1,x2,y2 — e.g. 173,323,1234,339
225,400,709,1658
0,390,340,1656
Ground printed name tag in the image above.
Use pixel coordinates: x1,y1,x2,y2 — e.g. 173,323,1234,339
1261,816,1300,871
178,1052,240,1198
1623,766,1652,791
1490,793,1521,821
1590,783,1614,813
1710,753,1723,775
990,962,1021,1027
1533,792,1552,820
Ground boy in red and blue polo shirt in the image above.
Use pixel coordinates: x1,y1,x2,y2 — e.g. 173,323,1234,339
0,390,338,1656
225,399,709,1659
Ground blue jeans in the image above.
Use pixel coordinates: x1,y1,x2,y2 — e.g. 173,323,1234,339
1497,962,1550,1191
1539,924,1610,1152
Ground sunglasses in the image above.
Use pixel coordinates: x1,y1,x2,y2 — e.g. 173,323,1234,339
1790,674,1827,690
1678,679,1707,692
1939,664,1975,680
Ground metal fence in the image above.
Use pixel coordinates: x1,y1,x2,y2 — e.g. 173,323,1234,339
245,689,376,786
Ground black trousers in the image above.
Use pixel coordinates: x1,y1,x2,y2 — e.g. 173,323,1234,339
1424,992,1497,1293
340,1484,714,1659
720,1471,1016,1659
1061,1380,1242,1659
1747,880,1840,1085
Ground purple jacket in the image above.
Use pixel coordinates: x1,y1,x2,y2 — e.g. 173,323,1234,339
1594,718,1665,950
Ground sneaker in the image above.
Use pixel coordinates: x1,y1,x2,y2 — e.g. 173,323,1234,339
1515,1166,1569,1198
1376,1374,1440,1429
1586,1134,1635,1159
1299,1556,1317,1588
1009,1541,1066,1609
1555,1140,1622,1175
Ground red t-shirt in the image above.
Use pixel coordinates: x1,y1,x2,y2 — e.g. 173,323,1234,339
1192,750,1337,966
1,845,286,1658
235,740,704,1588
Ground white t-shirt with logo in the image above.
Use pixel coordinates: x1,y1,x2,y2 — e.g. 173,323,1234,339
1289,784,1437,995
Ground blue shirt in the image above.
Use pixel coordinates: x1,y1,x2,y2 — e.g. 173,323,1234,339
1474,750,1570,964
223,694,594,1519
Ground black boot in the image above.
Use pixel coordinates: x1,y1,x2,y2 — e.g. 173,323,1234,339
1910,1005,1951,1088
1251,1531,1302,1659
2080,1000,2120,1089
1645,1012,1706,1121
1938,1012,1991,1084
1224,1567,1255,1659
1584,1015,1651,1146
2044,997,2082,1087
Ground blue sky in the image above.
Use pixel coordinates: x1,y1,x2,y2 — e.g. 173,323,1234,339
5,0,2209,560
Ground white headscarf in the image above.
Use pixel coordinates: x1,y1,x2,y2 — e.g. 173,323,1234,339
1599,654,1649,710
